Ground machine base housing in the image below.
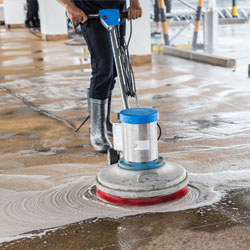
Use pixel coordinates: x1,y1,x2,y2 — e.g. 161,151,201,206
96,160,189,206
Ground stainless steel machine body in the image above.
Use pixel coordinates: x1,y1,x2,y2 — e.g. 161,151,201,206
123,122,158,163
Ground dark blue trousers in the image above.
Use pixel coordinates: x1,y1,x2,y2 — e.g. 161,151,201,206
81,20,126,100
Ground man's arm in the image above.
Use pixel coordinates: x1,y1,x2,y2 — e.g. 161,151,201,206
57,0,87,23
128,0,143,20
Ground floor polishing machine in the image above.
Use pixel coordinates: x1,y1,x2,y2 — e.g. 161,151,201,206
88,9,189,206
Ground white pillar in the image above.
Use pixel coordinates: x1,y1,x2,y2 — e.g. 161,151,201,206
3,0,25,27
126,0,152,64
38,0,68,40
0,2,4,23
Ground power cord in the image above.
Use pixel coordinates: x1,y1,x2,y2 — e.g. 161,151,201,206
119,0,138,105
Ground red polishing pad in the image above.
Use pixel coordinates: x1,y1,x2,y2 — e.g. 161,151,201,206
97,186,188,206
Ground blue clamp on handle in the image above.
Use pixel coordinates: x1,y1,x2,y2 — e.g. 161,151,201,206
99,9,120,27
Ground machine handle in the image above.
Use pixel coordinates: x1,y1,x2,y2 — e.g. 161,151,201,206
87,11,128,19
67,11,128,30
87,14,99,19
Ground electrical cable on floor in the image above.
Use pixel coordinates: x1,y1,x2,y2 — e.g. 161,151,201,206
74,115,89,132
0,84,162,139
0,84,77,131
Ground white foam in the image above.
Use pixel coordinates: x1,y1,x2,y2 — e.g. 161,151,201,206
0,228,58,244
191,169,250,190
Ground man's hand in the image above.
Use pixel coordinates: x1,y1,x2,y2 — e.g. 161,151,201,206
66,3,88,23
57,0,87,23
127,0,142,20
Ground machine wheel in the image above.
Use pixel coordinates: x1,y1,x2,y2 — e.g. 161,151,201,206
107,148,120,165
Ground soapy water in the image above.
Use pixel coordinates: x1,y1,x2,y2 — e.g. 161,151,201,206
1,168,250,243
1,77,250,244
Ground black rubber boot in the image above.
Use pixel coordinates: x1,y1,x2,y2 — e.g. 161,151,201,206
106,95,113,137
89,98,112,153
87,88,113,137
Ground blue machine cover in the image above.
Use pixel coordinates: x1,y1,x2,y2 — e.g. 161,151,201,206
120,108,159,124
99,9,120,26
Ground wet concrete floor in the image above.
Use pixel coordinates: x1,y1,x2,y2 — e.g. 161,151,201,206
0,25,250,249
